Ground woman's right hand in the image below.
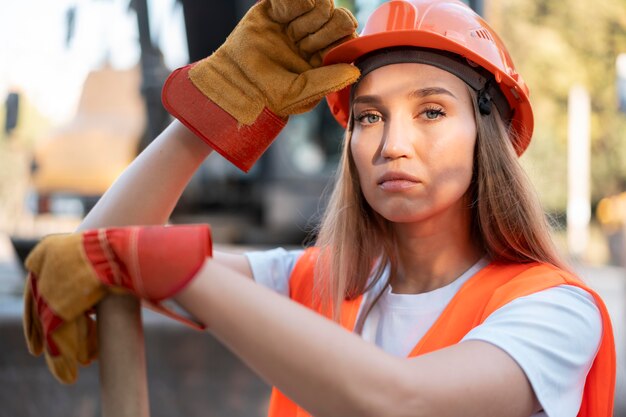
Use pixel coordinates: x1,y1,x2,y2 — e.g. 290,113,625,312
23,224,213,384
161,0,361,172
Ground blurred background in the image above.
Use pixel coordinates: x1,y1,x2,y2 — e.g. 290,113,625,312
0,0,625,416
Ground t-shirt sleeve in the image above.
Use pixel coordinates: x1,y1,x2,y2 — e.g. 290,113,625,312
244,248,304,296
461,285,602,417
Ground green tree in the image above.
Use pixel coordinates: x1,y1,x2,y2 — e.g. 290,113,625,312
488,0,626,211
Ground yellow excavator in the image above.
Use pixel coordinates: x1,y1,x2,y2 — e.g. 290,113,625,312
30,65,145,214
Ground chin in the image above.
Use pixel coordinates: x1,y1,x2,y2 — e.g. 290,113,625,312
384,214,428,224
375,206,430,224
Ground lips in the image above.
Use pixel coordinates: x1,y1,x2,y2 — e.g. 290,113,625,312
377,171,421,191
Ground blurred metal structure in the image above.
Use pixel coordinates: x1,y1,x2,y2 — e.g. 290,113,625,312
3,92,19,136
468,0,484,16
567,85,591,259
618,53,626,114
130,0,171,153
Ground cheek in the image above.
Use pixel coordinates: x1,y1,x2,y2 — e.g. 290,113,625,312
349,137,381,206
429,126,473,151
350,135,373,177
427,126,476,185
442,115,476,160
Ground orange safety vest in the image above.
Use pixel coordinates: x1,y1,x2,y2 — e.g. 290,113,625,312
267,248,616,417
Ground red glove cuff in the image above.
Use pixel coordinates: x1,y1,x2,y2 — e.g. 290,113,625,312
82,225,212,330
162,64,287,173
82,225,212,301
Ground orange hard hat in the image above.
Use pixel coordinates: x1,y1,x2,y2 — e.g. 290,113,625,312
324,0,533,155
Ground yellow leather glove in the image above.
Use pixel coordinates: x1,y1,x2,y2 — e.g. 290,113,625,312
23,225,212,383
162,0,360,172
23,233,103,384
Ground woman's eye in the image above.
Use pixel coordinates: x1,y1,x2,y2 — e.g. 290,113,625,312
357,113,382,124
423,108,446,120
366,114,381,123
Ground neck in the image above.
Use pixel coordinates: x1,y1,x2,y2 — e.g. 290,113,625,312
390,204,483,294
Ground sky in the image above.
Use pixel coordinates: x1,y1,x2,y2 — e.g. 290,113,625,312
0,0,188,124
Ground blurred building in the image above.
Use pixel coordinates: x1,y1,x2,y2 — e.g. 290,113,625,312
30,65,145,216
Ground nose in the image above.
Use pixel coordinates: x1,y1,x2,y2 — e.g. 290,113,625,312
380,117,413,160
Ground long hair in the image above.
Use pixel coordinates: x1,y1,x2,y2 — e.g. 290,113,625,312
313,86,567,322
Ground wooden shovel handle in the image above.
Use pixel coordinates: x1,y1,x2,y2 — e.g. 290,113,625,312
97,294,150,417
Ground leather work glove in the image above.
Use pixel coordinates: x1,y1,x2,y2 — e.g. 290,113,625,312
162,0,360,172
23,225,212,384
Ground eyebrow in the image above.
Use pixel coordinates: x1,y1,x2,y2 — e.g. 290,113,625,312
409,87,457,99
352,87,457,105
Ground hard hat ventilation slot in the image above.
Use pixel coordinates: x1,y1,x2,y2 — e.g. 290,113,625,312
470,29,493,42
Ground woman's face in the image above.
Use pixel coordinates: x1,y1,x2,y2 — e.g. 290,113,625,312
350,63,477,224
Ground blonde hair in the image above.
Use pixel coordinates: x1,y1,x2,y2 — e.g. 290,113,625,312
313,86,567,322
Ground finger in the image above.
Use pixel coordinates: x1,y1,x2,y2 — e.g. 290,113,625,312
298,8,358,58
76,314,98,365
23,277,44,356
35,233,106,321
47,322,80,384
267,0,315,23
287,0,332,42
309,32,358,67
45,350,78,384
279,63,360,116
24,234,69,273
24,238,46,273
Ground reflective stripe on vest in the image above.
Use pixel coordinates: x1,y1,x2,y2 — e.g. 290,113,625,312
267,247,616,417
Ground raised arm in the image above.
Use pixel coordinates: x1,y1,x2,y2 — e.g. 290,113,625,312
81,0,360,234
78,120,211,230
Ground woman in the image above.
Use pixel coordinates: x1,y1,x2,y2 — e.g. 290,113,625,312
24,0,615,416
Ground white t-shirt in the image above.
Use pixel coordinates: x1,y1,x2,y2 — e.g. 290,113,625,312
245,248,603,417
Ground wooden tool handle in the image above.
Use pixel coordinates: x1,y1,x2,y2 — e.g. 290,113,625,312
97,294,150,417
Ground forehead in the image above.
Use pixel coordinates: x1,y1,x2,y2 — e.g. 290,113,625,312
353,63,470,98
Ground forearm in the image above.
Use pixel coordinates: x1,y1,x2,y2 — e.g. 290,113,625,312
176,259,409,417
79,120,212,230
175,259,539,417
